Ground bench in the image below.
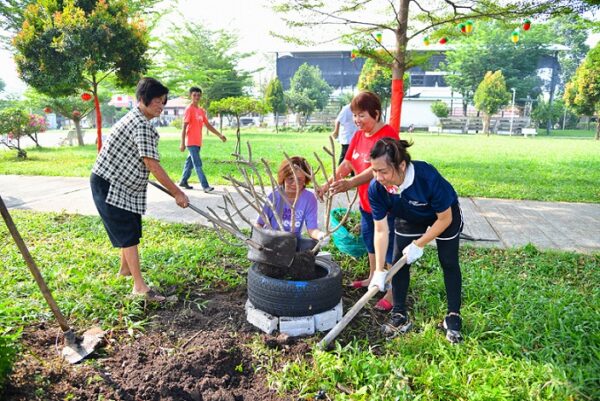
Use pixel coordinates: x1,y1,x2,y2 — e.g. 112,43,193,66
428,126,441,134
522,128,537,137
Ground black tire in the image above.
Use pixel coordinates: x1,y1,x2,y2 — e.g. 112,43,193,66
247,256,342,317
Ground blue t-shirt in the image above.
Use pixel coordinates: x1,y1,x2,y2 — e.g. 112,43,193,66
256,188,319,239
369,161,458,224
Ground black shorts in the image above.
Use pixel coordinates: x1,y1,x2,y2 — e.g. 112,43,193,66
394,202,463,241
91,173,142,248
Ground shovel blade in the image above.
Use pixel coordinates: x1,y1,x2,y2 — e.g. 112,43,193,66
61,326,105,364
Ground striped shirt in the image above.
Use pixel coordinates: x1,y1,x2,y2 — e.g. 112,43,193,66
92,107,160,214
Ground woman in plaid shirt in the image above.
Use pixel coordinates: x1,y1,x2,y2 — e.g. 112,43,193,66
91,77,189,302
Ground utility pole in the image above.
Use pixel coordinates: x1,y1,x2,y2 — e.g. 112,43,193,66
509,88,516,136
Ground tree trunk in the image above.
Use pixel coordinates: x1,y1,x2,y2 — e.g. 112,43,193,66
389,0,409,134
275,111,279,133
73,119,84,146
93,81,103,152
483,114,491,136
596,117,599,141
235,115,241,156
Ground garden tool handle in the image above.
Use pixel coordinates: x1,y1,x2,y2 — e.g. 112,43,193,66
0,196,72,333
318,255,407,349
147,181,269,251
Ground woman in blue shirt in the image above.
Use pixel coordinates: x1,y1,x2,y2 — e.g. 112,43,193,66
367,137,464,343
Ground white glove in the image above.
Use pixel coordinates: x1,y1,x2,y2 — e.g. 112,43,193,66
368,270,388,292
317,232,330,246
403,241,424,264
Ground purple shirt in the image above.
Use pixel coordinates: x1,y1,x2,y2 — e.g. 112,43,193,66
256,188,318,238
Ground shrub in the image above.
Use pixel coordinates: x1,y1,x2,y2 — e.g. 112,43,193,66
170,117,183,130
0,107,30,158
430,100,449,118
0,328,21,392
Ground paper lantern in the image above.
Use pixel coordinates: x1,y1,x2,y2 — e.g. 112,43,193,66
81,93,92,102
117,96,122,101
458,23,466,34
522,19,531,31
439,37,448,45
351,49,357,60
465,20,474,34
511,30,520,44
72,110,81,118
423,36,430,46
375,32,382,43
43,106,52,114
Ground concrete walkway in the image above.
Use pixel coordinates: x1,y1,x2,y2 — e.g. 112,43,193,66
1,175,599,254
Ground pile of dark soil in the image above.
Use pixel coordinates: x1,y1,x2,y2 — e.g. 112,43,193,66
2,289,304,401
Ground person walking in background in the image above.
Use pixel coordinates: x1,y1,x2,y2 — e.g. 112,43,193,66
320,91,398,312
332,103,358,165
368,137,464,343
179,87,227,193
91,77,189,302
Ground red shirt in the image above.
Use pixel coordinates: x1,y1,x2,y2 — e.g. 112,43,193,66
184,104,207,146
344,124,399,213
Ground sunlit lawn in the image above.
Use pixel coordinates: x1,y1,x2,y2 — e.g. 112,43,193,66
1,128,598,202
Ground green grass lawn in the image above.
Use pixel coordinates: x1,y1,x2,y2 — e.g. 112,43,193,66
1,129,599,203
1,211,598,399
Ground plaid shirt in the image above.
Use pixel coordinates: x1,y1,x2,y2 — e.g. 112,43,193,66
92,107,160,214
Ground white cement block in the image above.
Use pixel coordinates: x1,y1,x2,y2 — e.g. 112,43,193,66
335,300,343,321
316,251,332,262
313,307,338,332
246,301,278,334
279,315,315,337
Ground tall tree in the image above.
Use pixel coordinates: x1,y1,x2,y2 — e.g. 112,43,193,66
154,21,252,103
13,0,150,151
285,63,332,126
474,70,511,135
273,0,598,132
265,78,287,133
564,43,600,140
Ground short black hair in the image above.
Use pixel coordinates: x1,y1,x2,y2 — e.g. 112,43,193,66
189,86,202,94
136,77,169,106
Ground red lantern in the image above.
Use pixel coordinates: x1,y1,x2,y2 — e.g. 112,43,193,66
117,96,122,101
522,19,531,31
350,49,357,60
43,106,52,114
439,37,448,45
81,93,92,102
458,23,466,34
72,110,81,118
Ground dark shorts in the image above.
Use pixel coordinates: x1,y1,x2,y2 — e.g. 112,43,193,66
360,208,394,264
394,202,464,240
91,173,142,248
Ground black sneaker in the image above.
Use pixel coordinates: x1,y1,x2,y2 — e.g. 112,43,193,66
203,186,215,193
179,182,193,189
441,313,463,344
381,312,413,337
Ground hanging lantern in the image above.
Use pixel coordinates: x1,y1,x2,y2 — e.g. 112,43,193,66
423,36,430,46
522,19,531,31
81,93,92,102
72,110,81,118
43,106,52,114
511,30,520,44
439,37,448,45
465,20,474,34
458,23,466,34
350,49,357,60
375,32,382,43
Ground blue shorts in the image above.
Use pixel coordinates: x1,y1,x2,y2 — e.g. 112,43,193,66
360,208,394,264
91,173,142,248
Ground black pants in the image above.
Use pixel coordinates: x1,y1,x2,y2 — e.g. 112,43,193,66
391,203,463,314
338,144,350,166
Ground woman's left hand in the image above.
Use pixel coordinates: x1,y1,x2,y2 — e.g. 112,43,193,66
402,242,424,264
330,178,351,194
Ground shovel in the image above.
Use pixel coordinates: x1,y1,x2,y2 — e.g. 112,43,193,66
0,196,104,364
318,255,407,349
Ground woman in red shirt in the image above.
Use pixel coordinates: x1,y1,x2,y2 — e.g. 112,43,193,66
326,91,399,311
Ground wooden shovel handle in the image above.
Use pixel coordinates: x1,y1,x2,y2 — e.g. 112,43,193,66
0,196,71,333
318,255,407,349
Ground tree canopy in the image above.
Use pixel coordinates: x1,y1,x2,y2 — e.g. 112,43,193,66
265,78,287,132
154,21,252,103
13,0,151,150
474,70,510,134
285,63,332,126
564,43,600,140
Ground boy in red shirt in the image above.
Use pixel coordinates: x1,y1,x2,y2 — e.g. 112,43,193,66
179,87,226,192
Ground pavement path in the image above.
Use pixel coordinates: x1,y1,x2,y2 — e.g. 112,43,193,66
1,175,599,254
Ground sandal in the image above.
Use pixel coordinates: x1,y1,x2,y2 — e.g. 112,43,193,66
438,312,463,344
374,298,393,311
132,289,166,303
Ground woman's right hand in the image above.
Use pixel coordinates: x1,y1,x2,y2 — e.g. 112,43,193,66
330,178,352,194
315,182,329,201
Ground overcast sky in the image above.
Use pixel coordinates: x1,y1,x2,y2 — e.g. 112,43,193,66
1,0,599,98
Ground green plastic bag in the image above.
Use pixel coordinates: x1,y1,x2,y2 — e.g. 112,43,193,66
329,207,367,258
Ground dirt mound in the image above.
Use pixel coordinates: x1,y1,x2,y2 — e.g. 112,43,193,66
2,289,294,401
